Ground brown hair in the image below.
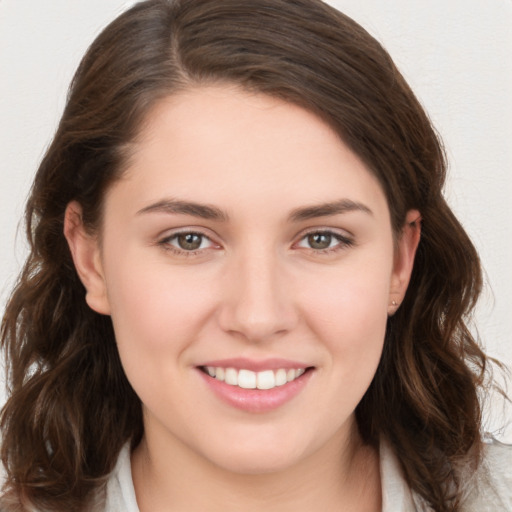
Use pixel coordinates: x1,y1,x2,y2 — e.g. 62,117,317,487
0,0,496,510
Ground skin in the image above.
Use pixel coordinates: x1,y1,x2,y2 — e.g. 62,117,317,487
65,85,421,512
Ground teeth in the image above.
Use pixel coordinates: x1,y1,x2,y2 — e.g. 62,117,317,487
225,368,238,386
257,370,275,390
204,366,307,389
216,367,225,382
238,369,256,389
275,368,287,386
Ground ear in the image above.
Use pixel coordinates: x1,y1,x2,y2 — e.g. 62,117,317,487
388,209,422,315
63,201,111,315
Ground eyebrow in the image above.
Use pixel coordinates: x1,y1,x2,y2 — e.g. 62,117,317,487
288,199,373,222
136,199,229,221
136,198,372,222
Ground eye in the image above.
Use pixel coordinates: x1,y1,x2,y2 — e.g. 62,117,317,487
296,230,353,252
304,232,335,250
161,231,215,253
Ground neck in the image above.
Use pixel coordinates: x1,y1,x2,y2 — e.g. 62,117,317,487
131,420,381,512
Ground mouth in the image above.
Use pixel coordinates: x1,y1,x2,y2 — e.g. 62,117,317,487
196,358,315,412
199,365,311,390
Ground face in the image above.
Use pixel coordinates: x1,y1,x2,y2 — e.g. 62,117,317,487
66,86,419,474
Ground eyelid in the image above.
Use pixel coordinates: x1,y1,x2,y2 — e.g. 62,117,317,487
294,225,354,240
155,226,354,257
293,227,355,252
157,227,222,255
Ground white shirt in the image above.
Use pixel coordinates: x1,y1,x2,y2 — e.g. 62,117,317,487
103,440,512,511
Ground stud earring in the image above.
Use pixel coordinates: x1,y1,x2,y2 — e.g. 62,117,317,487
388,299,400,317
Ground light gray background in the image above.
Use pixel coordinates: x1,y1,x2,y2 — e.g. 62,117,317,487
1,1,511,440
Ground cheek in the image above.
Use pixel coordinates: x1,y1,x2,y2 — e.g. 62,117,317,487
105,248,211,332
299,257,391,335
297,259,391,388
102,256,219,410
101,250,220,390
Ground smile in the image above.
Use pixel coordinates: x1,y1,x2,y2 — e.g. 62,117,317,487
197,358,314,412
202,366,306,390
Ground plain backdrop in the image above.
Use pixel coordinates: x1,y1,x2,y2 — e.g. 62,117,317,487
1,1,511,441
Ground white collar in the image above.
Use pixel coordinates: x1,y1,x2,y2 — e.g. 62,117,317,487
107,440,421,512
379,440,420,511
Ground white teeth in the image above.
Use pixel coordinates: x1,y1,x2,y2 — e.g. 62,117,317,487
205,366,307,389
256,370,275,390
238,369,257,389
216,367,225,381
275,368,287,386
225,368,238,386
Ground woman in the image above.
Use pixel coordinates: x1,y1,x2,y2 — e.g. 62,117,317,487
1,0,510,510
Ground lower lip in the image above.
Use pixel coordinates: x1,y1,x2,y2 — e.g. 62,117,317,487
197,368,313,413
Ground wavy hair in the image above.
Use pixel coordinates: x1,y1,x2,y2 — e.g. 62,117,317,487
0,0,495,510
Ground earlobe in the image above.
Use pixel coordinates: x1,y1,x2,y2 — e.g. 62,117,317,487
388,209,422,315
63,201,111,315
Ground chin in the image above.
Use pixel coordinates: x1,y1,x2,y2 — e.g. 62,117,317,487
211,449,304,476
194,429,316,476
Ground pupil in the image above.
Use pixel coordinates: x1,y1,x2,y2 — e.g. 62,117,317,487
308,233,331,249
178,233,202,250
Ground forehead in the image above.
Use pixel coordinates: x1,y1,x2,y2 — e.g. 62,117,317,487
109,85,389,221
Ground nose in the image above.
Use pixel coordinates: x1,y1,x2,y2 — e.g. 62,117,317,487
217,247,298,343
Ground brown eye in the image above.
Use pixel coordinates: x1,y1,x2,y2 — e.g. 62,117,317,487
176,233,204,251
307,233,333,250
296,230,353,253
160,231,217,255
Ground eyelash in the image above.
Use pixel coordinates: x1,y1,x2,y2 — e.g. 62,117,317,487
158,230,216,257
295,230,354,254
157,229,354,257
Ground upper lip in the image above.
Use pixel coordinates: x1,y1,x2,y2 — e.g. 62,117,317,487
198,357,311,372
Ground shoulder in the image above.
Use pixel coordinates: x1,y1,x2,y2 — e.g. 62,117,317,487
460,440,512,512
381,437,511,512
